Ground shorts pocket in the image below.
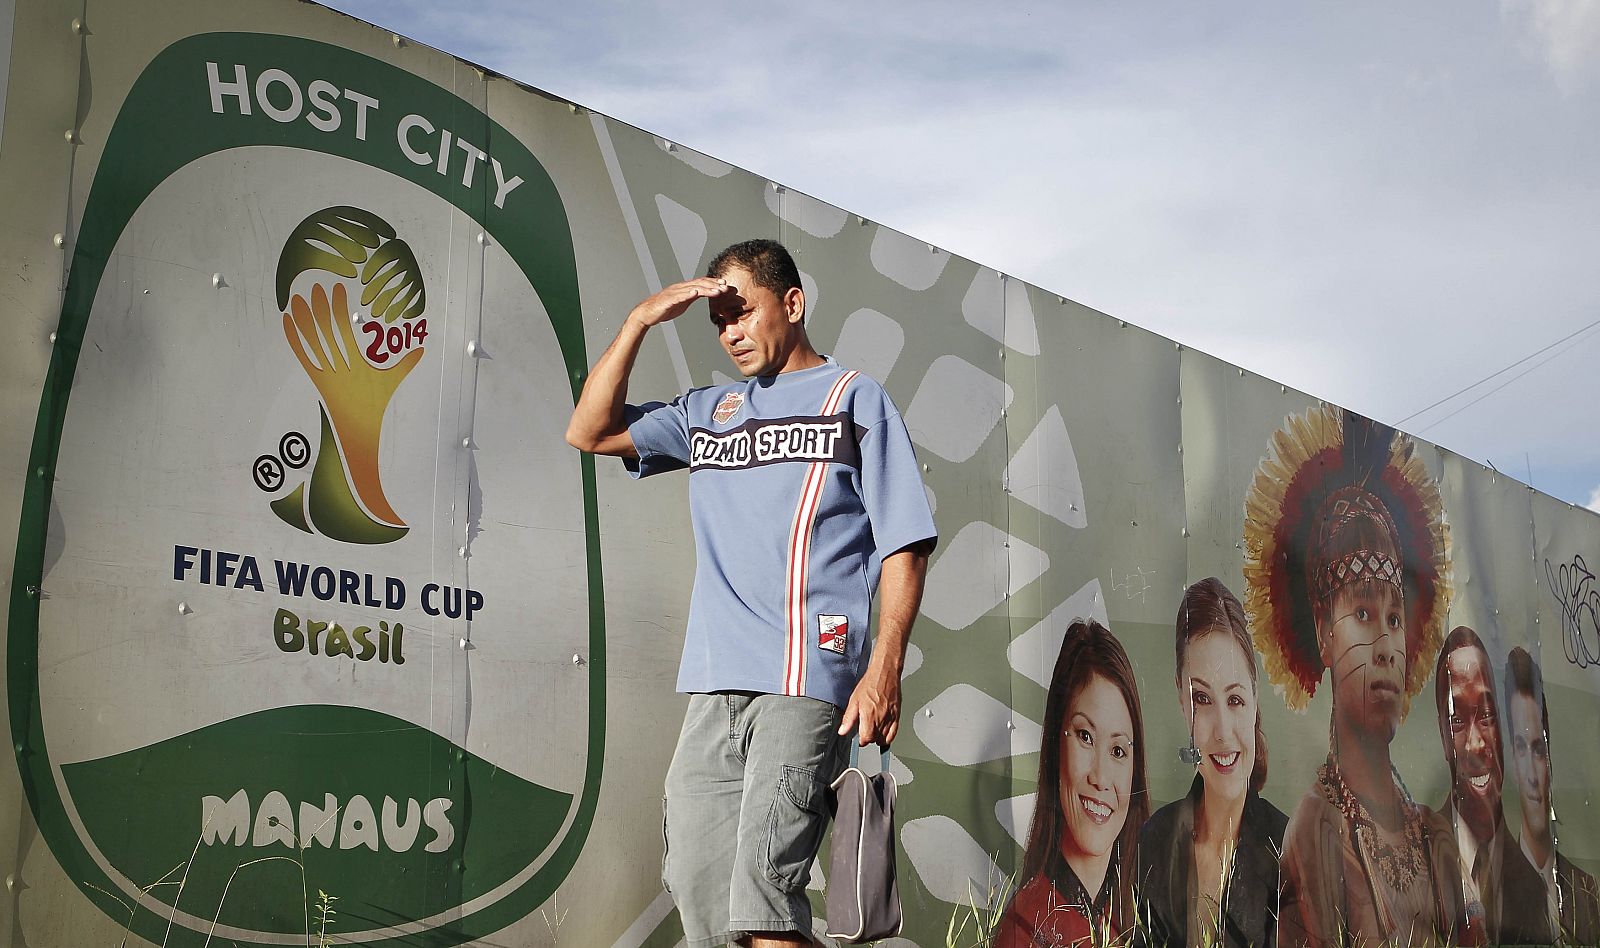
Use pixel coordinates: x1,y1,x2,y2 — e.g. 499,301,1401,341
764,764,828,891
659,794,672,894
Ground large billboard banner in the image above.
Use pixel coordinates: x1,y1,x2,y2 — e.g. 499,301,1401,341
3,2,1599,947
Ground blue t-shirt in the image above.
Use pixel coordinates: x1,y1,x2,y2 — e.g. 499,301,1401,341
626,358,937,708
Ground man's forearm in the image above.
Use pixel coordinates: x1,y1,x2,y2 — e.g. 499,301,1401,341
567,277,733,455
565,316,650,453
867,545,930,676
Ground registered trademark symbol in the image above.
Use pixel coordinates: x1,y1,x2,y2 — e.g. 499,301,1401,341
252,454,285,492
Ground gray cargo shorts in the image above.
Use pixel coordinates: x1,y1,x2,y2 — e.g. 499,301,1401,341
662,692,850,948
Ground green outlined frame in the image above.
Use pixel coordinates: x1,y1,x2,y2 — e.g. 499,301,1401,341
7,32,605,947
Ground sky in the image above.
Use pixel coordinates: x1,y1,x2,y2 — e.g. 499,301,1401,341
317,0,1600,511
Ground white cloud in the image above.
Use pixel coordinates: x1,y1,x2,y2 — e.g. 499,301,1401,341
1503,0,1600,90
1587,485,1600,513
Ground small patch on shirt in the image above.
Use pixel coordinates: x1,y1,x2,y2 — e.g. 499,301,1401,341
818,615,848,654
712,392,745,425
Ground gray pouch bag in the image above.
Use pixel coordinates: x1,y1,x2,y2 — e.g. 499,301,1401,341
825,760,901,943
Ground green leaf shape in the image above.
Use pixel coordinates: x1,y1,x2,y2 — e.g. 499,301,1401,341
276,206,425,323
63,704,573,943
305,410,407,545
270,482,312,534
359,239,425,323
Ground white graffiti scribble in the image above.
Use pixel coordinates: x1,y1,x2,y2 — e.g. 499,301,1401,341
1110,567,1155,604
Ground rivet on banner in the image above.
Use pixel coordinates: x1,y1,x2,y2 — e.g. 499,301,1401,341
461,437,471,448
457,546,467,558
48,331,57,344
572,654,585,666
212,273,227,289
467,340,478,356
64,129,80,144
70,17,86,34
178,602,192,616
52,233,64,248
391,33,404,47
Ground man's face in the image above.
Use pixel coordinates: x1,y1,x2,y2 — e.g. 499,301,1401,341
706,266,803,377
1508,689,1551,838
1442,645,1503,841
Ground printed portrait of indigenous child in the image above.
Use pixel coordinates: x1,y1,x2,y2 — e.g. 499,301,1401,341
1242,405,1463,948
996,621,1148,948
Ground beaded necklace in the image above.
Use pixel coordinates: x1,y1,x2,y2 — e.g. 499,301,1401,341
1316,757,1429,889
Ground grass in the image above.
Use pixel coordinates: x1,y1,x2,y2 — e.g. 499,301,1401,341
93,806,342,947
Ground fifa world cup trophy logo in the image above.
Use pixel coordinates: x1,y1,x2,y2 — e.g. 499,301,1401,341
259,206,427,544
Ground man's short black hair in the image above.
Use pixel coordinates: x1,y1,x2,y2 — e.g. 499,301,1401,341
1505,645,1550,736
1435,624,1494,724
706,239,802,297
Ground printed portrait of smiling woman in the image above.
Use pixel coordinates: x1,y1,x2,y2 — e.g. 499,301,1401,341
996,621,1148,948
1136,578,1287,948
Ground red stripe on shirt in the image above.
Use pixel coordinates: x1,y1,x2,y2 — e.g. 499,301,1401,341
781,370,858,696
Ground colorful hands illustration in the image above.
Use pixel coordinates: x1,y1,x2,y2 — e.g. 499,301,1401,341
283,283,423,528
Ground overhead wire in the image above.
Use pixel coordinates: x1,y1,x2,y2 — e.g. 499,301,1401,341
1397,315,1600,428
1417,322,1600,434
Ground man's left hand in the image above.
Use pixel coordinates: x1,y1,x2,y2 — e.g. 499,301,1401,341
839,666,902,748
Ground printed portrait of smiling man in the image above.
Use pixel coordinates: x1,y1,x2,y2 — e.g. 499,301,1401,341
1433,625,1551,945
1505,646,1600,944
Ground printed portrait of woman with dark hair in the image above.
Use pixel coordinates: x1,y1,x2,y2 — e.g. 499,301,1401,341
1135,577,1287,948
996,620,1149,948
1241,405,1464,947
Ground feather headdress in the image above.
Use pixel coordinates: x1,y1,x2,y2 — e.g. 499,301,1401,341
1242,403,1451,713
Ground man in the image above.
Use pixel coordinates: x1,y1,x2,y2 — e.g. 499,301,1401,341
566,239,936,948
1433,625,1552,945
1505,646,1600,945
